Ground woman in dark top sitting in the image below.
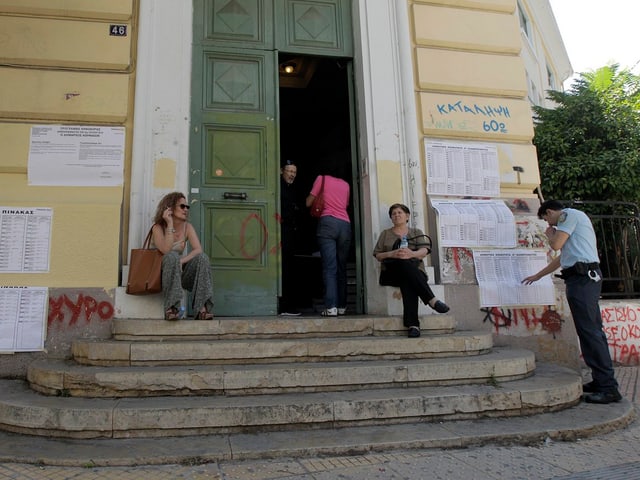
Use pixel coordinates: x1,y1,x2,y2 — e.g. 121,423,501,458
373,203,449,337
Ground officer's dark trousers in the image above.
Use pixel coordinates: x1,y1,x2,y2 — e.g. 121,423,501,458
565,271,618,391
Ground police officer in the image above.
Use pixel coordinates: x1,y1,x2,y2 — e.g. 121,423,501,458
522,200,621,404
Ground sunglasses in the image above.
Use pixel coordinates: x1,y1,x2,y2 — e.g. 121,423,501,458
178,204,190,210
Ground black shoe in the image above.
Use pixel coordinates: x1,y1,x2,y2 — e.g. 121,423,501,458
584,389,622,404
408,326,421,338
582,381,600,393
431,300,450,314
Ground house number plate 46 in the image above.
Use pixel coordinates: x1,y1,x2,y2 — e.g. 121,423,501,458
109,25,127,36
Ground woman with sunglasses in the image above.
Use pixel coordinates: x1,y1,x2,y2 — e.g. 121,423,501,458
151,192,214,320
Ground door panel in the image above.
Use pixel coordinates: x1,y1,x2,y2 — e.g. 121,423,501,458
204,126,265,186
203,202,276,314
201,0,273,49
276,0,352,56
204,52,266,111
191,47,278,315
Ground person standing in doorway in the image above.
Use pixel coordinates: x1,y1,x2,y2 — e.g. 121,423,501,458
306,159,351,317
279,160,302,316
522,200,621,404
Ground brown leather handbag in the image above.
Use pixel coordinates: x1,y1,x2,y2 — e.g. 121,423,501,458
126,226,163,295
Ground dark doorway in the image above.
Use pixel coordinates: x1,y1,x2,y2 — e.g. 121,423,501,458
278,54,358,314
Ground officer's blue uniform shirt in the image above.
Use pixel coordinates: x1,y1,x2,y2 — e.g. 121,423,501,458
555,208,599,268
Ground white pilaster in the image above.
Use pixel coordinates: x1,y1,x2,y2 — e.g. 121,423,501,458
353,0,424,314
129,0,193,251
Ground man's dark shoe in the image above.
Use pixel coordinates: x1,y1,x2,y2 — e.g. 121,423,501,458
407,326,421,338
582,381,600,393
584,389,622,404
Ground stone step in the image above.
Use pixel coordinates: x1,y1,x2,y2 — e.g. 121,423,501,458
0,364,581,439
111,315,457,340
27,348,535,397
71,330,493,366
0,396,633,467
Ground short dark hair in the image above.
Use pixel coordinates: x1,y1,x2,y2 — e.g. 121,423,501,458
281,159,296,168
388,203,410,218
537,199,564,219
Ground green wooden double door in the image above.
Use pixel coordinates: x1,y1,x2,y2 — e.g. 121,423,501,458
190,0,355,315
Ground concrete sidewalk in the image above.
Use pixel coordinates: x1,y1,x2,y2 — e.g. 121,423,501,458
0,366,637,480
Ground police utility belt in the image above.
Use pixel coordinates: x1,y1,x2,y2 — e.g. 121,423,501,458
555,262,601,282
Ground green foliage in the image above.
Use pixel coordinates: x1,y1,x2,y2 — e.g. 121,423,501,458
533,64,640,203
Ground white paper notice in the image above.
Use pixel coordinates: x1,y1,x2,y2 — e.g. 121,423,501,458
431,199,516,247
426,140,500,197
0,207,52,273
473,249,556,307
28,125,125,186
0,287,47,352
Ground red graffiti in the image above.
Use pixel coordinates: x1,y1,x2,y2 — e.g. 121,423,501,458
540,309,562,334
608,340,640,365
451,247,472,274
270,241,281,256
482,306,562,335
601,305,640,323
239,213,269,259
482,307,512,329
48,294,114,326
602,304,640,365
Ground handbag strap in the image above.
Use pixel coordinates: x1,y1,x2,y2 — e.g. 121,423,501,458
319,175,325,194
142,226,155,249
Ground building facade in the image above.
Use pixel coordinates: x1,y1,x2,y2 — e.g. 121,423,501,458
6,0,634,376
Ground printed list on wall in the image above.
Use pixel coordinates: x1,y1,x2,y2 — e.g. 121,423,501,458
473,250,555,307
431,199,516,248
0,207,52,273
28,125,125,186
425,140,500,197
0,287,47,352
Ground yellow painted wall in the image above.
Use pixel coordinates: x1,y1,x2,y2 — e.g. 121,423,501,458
0,69,130,123
496,143,540,192
0,2,136,288
413,3,520,53
416,49,526,97
415,0,514,13
0,16,132,70
376,160,404,207
0,0,133,20
411,0,537,196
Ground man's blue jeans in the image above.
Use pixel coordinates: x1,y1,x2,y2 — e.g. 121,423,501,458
317,215,351,309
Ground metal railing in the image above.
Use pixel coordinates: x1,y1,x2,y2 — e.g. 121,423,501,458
562,200,640,299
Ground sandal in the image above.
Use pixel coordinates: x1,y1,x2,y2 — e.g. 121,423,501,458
165,307,180,321
195,309,214,320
